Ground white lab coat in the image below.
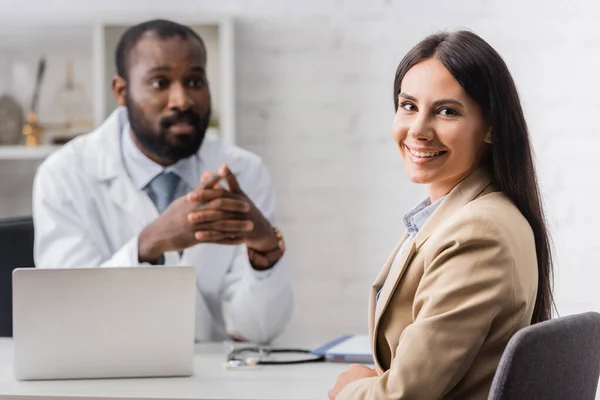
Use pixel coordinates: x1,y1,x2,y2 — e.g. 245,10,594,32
32,108,293,343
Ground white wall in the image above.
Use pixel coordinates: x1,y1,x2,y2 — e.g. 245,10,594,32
0,0,599,348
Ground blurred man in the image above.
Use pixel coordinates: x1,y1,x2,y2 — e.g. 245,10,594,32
32,19,292,343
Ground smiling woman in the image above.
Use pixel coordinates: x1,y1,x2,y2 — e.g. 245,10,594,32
393,58,493,201
329,30,554,400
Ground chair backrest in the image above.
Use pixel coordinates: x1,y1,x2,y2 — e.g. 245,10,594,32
488,311,600,400
0,216,35,337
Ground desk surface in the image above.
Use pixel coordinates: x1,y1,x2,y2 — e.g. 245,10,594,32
0,338,348,400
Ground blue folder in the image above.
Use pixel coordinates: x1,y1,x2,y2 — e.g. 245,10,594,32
311,334,373,364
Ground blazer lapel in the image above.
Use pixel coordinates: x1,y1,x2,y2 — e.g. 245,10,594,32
369,167,496,370
412,167,494,248
373,241,417,333
371,233,408,296
367,233,409,371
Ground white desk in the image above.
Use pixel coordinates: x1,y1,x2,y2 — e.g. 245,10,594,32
0,338,347,400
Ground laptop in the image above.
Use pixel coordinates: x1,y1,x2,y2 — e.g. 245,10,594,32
12,266,196,381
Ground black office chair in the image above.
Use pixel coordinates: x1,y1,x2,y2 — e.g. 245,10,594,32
0,216,35,337
488,311,600,400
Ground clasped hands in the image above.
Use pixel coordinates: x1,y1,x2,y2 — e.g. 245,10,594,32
138,164,278,268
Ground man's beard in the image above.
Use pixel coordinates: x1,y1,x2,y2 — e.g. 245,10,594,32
126,94,210,163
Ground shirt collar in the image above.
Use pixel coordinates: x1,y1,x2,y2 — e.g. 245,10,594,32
167,153,199,192
403,195,446,235
121,121,199,190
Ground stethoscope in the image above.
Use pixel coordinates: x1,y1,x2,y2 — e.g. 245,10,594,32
224,346,325,370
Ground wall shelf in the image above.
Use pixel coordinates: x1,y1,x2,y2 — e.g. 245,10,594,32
0,145,59,161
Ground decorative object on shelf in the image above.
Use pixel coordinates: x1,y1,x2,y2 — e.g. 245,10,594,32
22,111,44,147
53,60,92,134
22,57,46,147
0,94,24,145
22,60,94,147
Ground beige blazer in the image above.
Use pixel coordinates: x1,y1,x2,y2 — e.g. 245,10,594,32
338,168,539,400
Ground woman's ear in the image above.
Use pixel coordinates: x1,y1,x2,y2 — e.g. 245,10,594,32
484,128,493,144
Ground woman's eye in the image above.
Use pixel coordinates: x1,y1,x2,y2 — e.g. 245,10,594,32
401,102,416,111
439,107,458,116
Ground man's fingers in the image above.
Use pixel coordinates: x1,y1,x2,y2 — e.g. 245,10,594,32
195,165,243,198
199,171,224,189
187,188,236,204
188,209,246,224
200,171,211,183
219,164,243,194
203,197,250,213
194,230,246,242
192,219,254,233
211,237,246,246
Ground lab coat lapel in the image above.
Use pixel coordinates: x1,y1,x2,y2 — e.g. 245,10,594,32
107,172,159,229
88,107,159,229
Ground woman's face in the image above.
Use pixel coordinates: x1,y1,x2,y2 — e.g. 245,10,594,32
392,57,491,201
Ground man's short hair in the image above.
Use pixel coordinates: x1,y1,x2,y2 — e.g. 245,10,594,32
114,19,206,80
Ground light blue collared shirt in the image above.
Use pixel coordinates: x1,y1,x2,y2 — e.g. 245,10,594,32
121,121,200,205
376,195,446,301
